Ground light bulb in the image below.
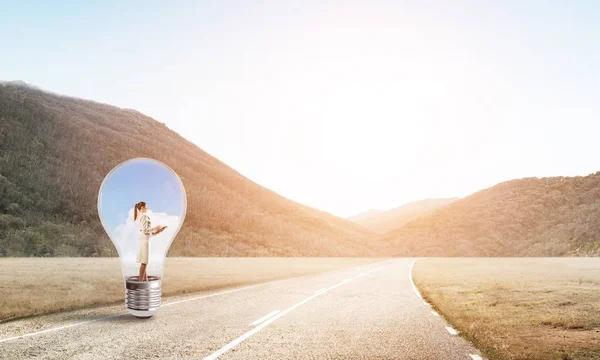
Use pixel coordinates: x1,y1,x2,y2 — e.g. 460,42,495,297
97,157,187,318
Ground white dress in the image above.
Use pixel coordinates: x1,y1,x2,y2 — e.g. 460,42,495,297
137,214,155,264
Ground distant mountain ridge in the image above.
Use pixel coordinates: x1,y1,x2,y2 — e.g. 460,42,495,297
349,198,457,233
0,82,375,257
381,174,600,257
347,209,384,222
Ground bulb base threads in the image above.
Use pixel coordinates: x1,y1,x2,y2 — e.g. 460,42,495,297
125,276,162,318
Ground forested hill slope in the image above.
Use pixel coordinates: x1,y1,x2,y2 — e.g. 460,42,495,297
381,173,600,256
0,81,375,257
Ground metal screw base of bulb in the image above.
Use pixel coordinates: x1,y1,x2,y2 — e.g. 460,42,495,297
125,276,161,318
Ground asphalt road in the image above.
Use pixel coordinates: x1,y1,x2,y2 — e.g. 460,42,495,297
0,259,483,359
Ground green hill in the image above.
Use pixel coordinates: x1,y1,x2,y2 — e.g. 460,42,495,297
381,174,600,256
0,81,375,257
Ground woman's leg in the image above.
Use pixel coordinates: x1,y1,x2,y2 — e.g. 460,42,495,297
143,265,148,281
139,263,146,281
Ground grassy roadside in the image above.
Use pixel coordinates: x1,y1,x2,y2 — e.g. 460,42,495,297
412,258,600,360
0,257,385,322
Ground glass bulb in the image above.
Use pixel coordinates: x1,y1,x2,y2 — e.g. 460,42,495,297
97,158,187,318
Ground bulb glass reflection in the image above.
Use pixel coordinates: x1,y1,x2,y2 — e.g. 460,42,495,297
97,157,186,317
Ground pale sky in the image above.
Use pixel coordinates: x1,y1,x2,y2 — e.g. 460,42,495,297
1,1,599,217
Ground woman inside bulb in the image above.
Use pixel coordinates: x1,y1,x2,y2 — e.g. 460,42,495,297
133,201,167,281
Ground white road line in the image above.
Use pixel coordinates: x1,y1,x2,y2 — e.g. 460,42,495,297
165,260,388,307
445,326,458,335
0,261,389,344
0,313,127,344
314,288,327,294
409,258,422,299
162,280,287,307
203,268,381,360
470,355,483,360
0,281,282,344
250,310,280,326
410,261,467,345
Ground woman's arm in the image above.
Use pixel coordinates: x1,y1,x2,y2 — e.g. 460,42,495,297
152,226,166,235
141,215,153,235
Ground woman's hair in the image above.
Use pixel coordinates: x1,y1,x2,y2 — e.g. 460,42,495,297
133,201,146,221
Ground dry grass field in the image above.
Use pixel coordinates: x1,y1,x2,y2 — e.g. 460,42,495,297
413,258,600,360
0,257,383,322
